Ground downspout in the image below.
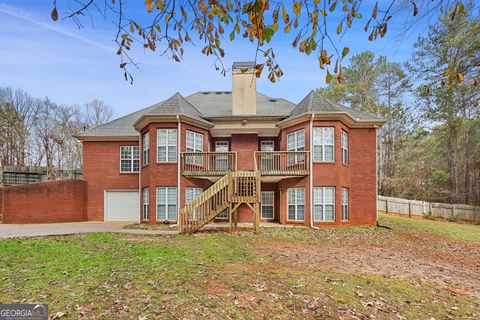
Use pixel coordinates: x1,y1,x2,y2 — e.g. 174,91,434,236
172,115,181,227
309,113,319,230
375,125,379,226
138,133,142,223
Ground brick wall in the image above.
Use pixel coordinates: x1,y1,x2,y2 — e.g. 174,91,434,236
83,140,140,221
1,179,87,224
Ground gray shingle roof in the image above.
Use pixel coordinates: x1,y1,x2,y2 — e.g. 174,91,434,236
78,103,160,137
79,90,382,139
144,92,211,125
285,90,383,122
185,91,295,117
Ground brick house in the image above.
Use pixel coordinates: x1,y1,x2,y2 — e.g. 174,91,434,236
78,62,385,233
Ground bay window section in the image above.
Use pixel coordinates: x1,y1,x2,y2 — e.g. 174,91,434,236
342,188,349,221
156,187,177,221
313,127,335,162
313,187,335,222
186,130,204,165
287,129,305,164
341,130,348,165
185,187,203,219
157,129,177,162
287,188,305,221
143,132,150,165
142,188,149,220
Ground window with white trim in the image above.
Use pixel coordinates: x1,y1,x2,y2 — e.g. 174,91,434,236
156,187,177,221
143,132,150,165
157,129,177,162
341,130,348,165
185,187,202,219
142,188,149,220
260,140,275,151
261,191,274,219
287,188,305,221
342,187,349,221
314,187,335,221
120,146,140,173
186,130,204,165
313,127,335,162
287,130,305,164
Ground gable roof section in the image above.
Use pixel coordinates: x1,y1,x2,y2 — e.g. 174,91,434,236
141,92,211,125
185,91,295,117
280,90,385,125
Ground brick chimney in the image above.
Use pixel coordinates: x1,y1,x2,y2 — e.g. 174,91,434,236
232,61,256,115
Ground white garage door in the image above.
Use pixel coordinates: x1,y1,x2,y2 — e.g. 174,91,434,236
104,191,140,221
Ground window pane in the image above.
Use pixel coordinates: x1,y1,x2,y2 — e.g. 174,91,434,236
342,131,348,148
342,188,348,205
261,192,274,205
325,145,334,161
157,205,166,220
288,205,296,220
297,188,305,204
287,189,295,204
324,187,335,204
297,205,305,220
132,147,140,159
157,188,166,203
287,133,295,150
168,129,177,145
157,146,166,162
143,188,149,203
297,130,305,148
325,205,335,221
167,205,177,220
262,206,274,219
324,127,334,144
195,133,203,151
121,160,131,172
168,146,177,162
313,128,322,145
133,159,140,172
314,187,322,205
314,204,323,221
186,131,194,149
313,145,323,162
157,129,166,146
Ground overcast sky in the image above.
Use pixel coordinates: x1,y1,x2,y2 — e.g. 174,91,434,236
0,1,433,118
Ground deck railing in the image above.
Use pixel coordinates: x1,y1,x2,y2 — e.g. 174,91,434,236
254,151,310,176
229,171,260,203
180,152,236,176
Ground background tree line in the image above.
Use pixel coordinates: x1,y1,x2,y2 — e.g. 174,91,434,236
0,88,114,178
319,7,479,206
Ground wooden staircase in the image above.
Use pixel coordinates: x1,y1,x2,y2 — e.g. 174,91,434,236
179,171,260,234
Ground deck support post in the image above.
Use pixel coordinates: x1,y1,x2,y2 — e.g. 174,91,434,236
254,202,260,234
228,203,233,233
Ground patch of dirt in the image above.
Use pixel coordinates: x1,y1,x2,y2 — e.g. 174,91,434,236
254,231,480,299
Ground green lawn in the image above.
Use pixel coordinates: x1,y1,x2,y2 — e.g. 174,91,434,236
0,215,479,319
378,213,480,243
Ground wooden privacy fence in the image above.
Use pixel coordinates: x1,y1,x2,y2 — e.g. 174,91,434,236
377,195,480,223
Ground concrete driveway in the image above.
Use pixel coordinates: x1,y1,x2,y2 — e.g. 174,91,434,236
0,221,178,239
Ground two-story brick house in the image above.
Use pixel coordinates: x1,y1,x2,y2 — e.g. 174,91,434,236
78,62,385,233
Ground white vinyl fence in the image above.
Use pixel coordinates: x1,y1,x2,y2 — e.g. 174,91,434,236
377,195,480,223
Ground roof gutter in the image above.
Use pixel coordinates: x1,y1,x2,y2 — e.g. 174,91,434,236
309,114,319,230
